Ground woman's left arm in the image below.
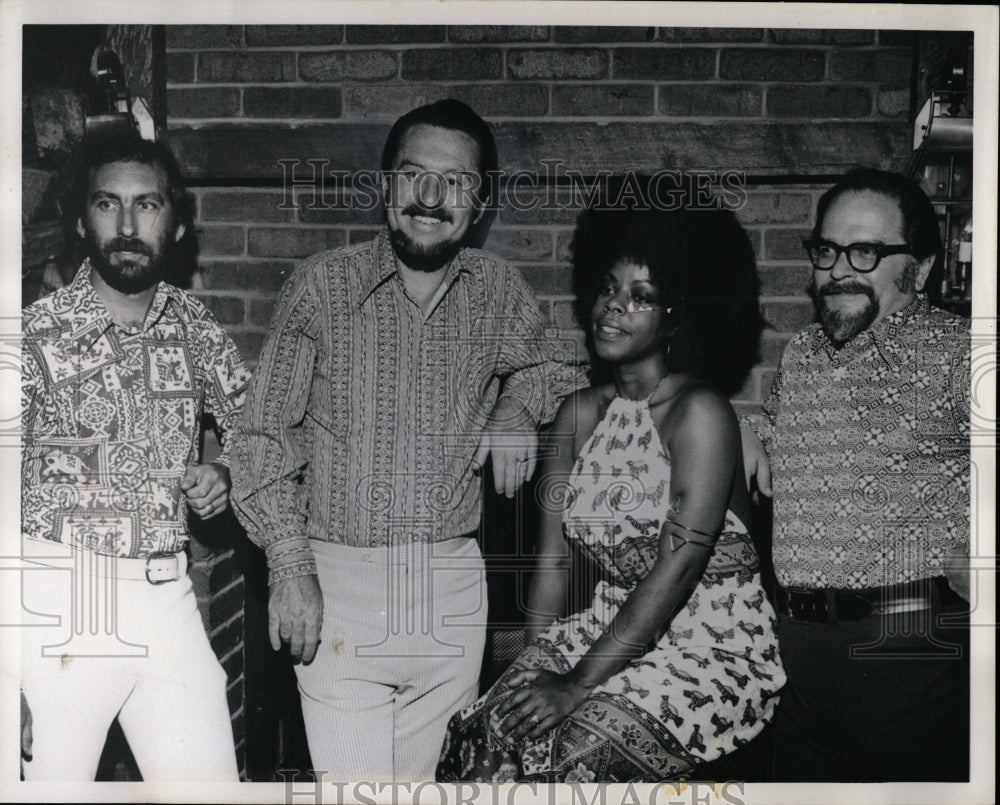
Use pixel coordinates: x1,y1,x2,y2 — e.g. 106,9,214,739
496,388,739,742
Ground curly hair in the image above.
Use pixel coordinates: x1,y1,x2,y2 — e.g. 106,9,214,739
60,135,198,286
570,184,763,397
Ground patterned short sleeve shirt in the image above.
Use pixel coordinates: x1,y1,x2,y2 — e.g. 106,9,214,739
21,262,251,559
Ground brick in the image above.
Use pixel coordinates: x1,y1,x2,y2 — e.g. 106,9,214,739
245,25,343,46
757,263,810,296
737,193,813,225
877,86,910,118
831,49,911,82
496,185,583,225
231,330,268,365
208,578,245,626
552,84,654,117
555,230,573,262
770,29,874,45
487,229,553,262
732,368,761,402
167,52,195,83
199,191,294,223
449,26,549,43
197,52,295,83
660,28,764,42
248,227,344,258
210,611,243,653
517,264,574,296
166,25,244,50
346,227,382,245
226,674,245,713
768,85,871,118
167,88,240,118
295,193,383,226
878,30,918,47
658,84,761,116
720,48,825,81
195,293,245,325
198,225,245,256
508,49,608,80
762,300,814,331
206,547,238,586
249,297,278,327
403,49,503,81
244,87,341,118
759,369,777,396
200,260,297,293
221,647,243,682
613,48,716,80
554,26,655,43
551,299,580,329
300,50,398,82
759,331,793,366
763,227,813,260
345,25,446,44
448,84,549,117
344,84,447,119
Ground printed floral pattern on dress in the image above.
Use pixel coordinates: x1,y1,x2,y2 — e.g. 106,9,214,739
438,395,785,782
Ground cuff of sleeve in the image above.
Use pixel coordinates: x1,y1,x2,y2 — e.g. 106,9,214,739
738,413,769,443
265,540,317,585
268,560,319,585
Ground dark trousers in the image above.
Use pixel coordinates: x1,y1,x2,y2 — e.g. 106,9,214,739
770,602,970,782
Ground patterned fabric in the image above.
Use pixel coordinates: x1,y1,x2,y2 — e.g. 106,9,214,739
21,261,251,559
230,228,587,583
438,395,785,782
743,296,969,590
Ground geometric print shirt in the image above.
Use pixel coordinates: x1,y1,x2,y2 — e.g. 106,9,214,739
21,261,251,559
230,228,587,583
744,296,969,590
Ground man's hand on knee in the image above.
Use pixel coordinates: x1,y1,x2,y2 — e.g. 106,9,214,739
269,574,324,663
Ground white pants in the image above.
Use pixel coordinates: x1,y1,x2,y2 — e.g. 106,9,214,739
295,538,488,781
20,553,239,782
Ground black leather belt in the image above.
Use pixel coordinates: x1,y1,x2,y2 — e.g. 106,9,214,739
774,577,954,623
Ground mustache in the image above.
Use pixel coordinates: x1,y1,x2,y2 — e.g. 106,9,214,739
810,279,876,301
104,237,154,258
402,203,453,223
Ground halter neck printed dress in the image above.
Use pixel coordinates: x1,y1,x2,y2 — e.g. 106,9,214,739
437,393,785,782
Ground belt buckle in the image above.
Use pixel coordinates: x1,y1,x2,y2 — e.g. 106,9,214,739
145,551,181,585
784,587,830,623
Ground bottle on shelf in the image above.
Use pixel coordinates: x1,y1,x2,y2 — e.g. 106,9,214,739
952,213,972,299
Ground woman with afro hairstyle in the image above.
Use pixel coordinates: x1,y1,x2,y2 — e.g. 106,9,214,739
438,182,785,782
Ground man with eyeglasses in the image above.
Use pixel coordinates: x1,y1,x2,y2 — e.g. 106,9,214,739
740,168,970,781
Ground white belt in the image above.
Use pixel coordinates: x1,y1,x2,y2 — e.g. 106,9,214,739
21,539,188,585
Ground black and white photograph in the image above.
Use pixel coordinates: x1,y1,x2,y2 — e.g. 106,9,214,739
1,2,996,803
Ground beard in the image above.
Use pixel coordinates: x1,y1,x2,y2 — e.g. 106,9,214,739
809,260,921,346
809,278,879,346
388,203,464,273
85,234,167,295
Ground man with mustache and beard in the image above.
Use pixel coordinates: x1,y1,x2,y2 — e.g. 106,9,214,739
231,100,584,781
740,169,970,782
19,135,250,781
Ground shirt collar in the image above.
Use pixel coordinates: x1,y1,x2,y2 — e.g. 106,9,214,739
71,259,180,338
808,294,928,366
357,226,472,308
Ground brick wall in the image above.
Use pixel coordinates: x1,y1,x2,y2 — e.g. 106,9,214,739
164,24,914,414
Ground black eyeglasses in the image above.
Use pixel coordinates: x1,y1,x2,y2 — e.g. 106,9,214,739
802,238,914,273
